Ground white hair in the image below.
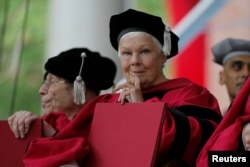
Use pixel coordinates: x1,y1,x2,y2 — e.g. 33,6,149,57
117,31,164,57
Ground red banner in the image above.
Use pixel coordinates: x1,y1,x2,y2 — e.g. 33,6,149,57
165,0,206,87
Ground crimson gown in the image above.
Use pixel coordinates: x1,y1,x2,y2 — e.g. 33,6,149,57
196,77,250,167
23,78,222,167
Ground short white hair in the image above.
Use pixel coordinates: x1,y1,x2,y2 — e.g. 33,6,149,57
118,31,164,57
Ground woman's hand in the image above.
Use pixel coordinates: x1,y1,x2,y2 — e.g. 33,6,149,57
8,110,39,138
115,74,144,104
242,122,250,151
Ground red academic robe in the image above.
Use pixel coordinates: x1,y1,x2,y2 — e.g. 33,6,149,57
196,77,250,167
23,78,222,167
42,112,70,132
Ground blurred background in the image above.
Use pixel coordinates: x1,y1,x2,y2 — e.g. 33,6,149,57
0,0,249,119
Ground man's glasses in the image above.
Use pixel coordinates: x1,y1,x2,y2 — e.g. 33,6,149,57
42,80,70,90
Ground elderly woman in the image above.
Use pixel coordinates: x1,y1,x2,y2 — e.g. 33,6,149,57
14,9,221,167
109,9,222,167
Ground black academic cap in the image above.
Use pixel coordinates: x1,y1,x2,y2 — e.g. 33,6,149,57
45,48,117,92
109,9,179,58
212,38,250,65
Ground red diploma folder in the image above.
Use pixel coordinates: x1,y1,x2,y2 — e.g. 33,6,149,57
0,119,42,167
86,102,166,167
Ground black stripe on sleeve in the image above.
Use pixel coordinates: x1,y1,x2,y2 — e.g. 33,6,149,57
177,106,222,123
196,118,216,153
164,108,190,162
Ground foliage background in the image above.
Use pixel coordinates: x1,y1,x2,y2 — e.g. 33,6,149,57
0,0,47,119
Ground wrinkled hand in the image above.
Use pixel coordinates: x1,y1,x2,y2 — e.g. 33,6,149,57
8,110,39,138
242,122,250,151
114,74,144,104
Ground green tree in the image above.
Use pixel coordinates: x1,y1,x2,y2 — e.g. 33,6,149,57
0,0,47,119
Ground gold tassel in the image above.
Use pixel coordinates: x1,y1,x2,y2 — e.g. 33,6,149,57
73,52,86,105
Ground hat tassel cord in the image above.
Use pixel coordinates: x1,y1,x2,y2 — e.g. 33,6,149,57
73,53,86,105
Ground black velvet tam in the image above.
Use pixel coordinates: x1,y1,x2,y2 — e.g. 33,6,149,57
109,8,179,58
45,48,117,91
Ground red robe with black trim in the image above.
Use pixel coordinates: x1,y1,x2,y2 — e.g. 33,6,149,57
196,77,250,167
23,78,222,167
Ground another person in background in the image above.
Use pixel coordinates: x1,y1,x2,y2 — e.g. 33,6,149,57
9,9,222,167
212,38,250,115
8,48,116,138
196,75,250,167
196,38,250,167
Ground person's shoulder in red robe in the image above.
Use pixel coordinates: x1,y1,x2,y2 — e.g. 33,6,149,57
142,78,222,166
196,77,250,167
42,112,70,132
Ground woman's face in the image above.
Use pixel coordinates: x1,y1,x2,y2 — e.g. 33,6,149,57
118,32,167,89
38,73,75,114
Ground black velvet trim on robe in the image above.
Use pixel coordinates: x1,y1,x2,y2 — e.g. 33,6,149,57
164,108,190,162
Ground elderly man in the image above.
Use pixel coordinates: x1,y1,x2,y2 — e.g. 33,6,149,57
8,48,117,138
212,38,250,115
